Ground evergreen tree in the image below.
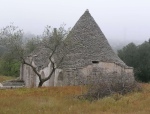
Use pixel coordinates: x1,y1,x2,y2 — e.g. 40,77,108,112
118,41,150,82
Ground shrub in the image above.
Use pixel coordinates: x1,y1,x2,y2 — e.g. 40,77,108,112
0,59,20,77
83,81,141,101
79,69,141,101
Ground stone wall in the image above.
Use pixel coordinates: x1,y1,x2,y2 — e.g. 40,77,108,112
20,63,36,87
55,62,134,86
20,59,55,87
20,60,134,87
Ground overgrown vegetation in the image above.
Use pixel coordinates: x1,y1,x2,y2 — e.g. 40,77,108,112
0,83,149,114
118,41,150,82
79,69,140,101
81,81,141,101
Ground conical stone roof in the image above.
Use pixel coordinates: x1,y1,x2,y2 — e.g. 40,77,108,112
63,10,129,69
62,10,127,68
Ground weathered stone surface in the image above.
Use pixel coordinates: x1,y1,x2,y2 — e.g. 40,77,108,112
58,62,134,86
30,47,50,70
0,83,3,87
2,80,25,87
20,10,135,87
61,10,127,69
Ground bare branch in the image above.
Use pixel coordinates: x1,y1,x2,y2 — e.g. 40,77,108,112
21,57,42,81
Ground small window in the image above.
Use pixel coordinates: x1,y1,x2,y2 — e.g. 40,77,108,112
92,61,99,64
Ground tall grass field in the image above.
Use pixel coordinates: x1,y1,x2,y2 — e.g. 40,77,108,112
0,76,150,114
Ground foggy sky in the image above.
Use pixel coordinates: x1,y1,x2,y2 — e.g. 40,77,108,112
0,0,150,44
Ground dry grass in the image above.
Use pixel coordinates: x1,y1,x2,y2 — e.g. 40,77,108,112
0,83,150,114
0,75,16,82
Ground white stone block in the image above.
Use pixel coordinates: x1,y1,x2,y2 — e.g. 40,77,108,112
0,83,3,87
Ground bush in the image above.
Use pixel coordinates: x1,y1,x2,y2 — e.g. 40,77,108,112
83,81,141,101
0,59,20,77
78,69,141,101
118,41,150,82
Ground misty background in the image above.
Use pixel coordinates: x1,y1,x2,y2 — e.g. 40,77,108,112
0,0,150,50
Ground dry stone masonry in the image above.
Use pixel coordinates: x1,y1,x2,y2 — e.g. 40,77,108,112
20,10,135,87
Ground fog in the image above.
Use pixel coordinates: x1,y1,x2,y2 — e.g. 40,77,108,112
0,0,150,48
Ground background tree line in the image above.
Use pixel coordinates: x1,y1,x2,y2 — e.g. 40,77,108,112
118,40,150,82
0,25,40,77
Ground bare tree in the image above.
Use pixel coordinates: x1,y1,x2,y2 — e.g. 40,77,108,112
0,24,70,87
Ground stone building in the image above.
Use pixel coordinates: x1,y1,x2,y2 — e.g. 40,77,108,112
20,10,135,87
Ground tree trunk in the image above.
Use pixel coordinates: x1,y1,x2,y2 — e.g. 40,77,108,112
38,81,44,87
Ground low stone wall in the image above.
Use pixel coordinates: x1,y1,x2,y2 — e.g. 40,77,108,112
0,86,24,89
